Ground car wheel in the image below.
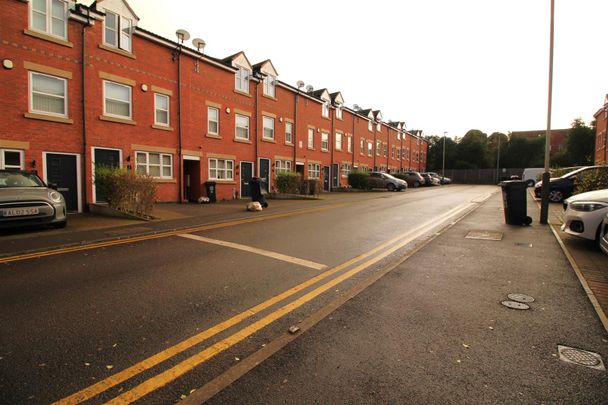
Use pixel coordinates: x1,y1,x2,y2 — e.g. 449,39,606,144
52,220,67,229
548,189,564,203
526,179,535,187
413,181,420,188
387,183,395,192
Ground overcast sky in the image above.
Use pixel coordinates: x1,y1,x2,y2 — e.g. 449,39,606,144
96,0,608,138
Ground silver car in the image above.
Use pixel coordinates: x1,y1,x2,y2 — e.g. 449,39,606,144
600,213,608,256
0,170,67,229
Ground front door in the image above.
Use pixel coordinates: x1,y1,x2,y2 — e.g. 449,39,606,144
332,163,339,189
183,159,201,202
46,153,78,212
259,158,270,193
240,161,253,198
323,166,330,191
93,148,120,203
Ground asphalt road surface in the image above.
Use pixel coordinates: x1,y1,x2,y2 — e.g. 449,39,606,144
1,185,605,404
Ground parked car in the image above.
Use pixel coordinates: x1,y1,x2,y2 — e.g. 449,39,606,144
522,168,544,187
600,213,608,255
0,170,67,229
420,173,440,186
534,166,608,203
426,172,452,185
561,189,608,244
399,171,425,188
368,172,408,191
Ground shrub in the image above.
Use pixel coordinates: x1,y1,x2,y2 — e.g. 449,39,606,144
276,171,300,194
348,169,370,189
300,179,320,195
574,167,608,195
94,166,157,217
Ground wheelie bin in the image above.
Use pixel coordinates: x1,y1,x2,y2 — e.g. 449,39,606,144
250,177,268,208
499,180,532,225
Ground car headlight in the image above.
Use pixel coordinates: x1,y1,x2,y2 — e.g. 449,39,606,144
48,190,63,203
569,202,608,212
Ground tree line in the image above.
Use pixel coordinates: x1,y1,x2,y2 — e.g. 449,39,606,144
426,118,597,171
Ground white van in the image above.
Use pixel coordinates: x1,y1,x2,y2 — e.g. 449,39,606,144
522,168,544,187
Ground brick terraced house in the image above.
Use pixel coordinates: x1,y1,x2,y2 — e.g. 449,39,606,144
0,0,428,212
593,94,607,165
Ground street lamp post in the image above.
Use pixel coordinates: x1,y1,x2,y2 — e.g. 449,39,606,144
442,131,447,178
540,0,555,225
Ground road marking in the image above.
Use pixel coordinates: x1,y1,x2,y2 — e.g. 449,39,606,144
176,234,327,270
104,201,481,404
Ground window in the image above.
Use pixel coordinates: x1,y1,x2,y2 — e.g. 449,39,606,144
367,142,373,157
104,81,131,119
285,122,293,144
235,66,250,93
396,147,401,160
321,132,329,151
376,141,381,156
322,102,329,118
263,75,275,97
207,106,219,135
276,160,292,174
308,128,314,149
30,72,67,116
136,152,172,178
336,106,343,119
383,144,388,157
335,133,342,150
30,0,67,39
341,163,351,178
104,11,132,52
360,138,365,154
368,120,373,131
0,149,24,170
235,114,249,140
308,163,320,179
263,116,275,140
154,93,169,126
209,158,234,180
347,136,352,153
377,122,381,131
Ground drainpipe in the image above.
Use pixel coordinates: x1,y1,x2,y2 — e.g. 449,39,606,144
176,47,183,203
254,77,259,176
373,123,377,170
330,105,334,190
81,7,91,211
293,90,298,170
351,115,355,169
399,128,404,172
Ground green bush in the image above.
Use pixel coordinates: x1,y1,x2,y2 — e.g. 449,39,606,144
300,179,320,195
94,166,157,217
574,167,608,195
276,171,300,194
348,169,370,189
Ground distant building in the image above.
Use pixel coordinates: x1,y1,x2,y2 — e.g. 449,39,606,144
509,129,569,156
593,94,608,165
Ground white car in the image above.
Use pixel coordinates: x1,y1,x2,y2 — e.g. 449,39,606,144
561,189,608,242
600,213,608,255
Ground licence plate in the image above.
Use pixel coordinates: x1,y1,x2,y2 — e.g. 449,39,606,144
2,207,40,217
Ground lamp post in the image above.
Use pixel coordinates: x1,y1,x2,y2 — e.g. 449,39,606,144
540,0,555,225
442,131,447,178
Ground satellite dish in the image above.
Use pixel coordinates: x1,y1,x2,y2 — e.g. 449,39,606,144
175,29,190,43
192,38,206,52
296,80,305,89
305,85,314,93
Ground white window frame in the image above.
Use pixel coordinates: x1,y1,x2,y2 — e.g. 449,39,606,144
321,132,329,151
335,133,343,151
285,122,293,144
308,128,314,149
135,151,173,179
336,106,343,119
207,106,219,135
235,114,250,140
154,93,170,126
235,66,250,93
347,136,352,153
104,11,132,52
103,80,132,119
30,0,68,39
263,116,275,140
341,163,351,178
322,102,329,118
263,75,276,97
208,158,234,180
377,122,381,131
276,160,292,175
376,141,382,157
367,142,373,157
29,71,68,117
368,120,373,131
0,149,25,170
308,163,320,179
360,138,365,154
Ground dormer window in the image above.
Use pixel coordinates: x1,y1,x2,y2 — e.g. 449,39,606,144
336,106,343,120
263,75,275,97
104,11,132,52
322,102,329,118
235,66,250,93
368,120,373,131
30,0,68,39
376,122,381,131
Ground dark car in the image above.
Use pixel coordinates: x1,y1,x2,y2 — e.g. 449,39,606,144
427,172,452,184
400,171,425,188
533,166,608,203
0,170,67,229
420,173,440,186
368,172,408,191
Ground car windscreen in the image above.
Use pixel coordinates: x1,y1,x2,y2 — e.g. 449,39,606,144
0,172,45,188
560,167,587,179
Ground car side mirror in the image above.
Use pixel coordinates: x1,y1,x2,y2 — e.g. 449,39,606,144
48,182,58,190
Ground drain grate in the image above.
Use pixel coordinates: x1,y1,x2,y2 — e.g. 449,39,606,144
515,242,533,248
501,300,530,310
465,230,503,241
557,345,605,371
508,293,535,303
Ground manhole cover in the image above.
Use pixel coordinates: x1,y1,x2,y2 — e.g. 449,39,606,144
507,293,535,303
465,230,503,241
501,300,530,310
558,345,605,370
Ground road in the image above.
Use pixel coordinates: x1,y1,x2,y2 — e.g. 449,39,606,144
1,185,605,404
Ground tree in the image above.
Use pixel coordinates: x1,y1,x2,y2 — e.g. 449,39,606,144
455,129,490,168
488,132,508,168
564,118,596,166
426,135,457,172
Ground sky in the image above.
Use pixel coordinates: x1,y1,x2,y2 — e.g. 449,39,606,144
91,0,608,138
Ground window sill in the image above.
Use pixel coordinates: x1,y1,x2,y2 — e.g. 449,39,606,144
336,117,344,121
284,142,294,146
23,29,73,48
307,147,315,151
210,180,236,185
261,138,276,143
321,116,330,120
99,115,137,125
152,178,176,183
98,44,136,60
152,124,173,131
262,94,277,101
234,138,252,144
206,133,222,139
24,112,73,124
321,149,329,153
233,89,252,98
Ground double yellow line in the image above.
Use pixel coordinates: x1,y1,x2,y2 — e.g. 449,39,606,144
54,199,480,404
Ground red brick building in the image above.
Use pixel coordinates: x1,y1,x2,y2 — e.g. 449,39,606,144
593,94,608,165
509,129,569,156
0,0,427,212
